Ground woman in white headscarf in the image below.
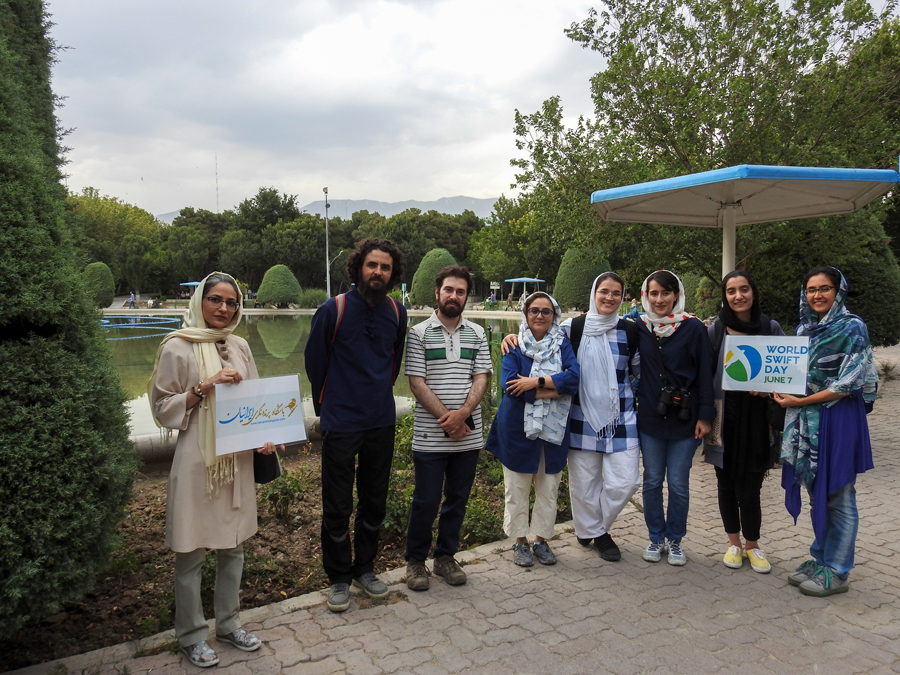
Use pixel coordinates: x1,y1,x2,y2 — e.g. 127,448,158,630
561,272,642,562
149,272,280,669
486,292,579,568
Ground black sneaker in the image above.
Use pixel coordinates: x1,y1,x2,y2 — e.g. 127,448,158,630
577,537,593,547
594,533,621,562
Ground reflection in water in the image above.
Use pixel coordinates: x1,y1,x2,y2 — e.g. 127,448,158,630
108,314,523,434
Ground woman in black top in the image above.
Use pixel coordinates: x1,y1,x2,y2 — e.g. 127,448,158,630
703,271,784,574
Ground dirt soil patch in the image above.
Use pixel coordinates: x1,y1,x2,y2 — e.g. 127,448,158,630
1,447,512,672
1,452,397,671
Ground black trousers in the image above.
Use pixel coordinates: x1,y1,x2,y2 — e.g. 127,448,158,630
715,465,764,542
320,426,395,584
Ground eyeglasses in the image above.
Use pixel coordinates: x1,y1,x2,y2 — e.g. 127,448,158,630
527,307,555,318
204,295,240,311
805,285,836,296
597,290,623,299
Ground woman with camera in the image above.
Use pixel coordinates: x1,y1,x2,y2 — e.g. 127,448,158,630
775,267,877,597
703,271,784,574
630,270,715,566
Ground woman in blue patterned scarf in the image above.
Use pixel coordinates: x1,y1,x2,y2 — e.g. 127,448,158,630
774,267,877,597
486,292,580,568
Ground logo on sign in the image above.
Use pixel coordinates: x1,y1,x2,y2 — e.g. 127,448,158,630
724,345,762,382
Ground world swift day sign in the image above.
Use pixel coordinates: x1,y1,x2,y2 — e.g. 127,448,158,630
214,374,308,455
721,336,810,395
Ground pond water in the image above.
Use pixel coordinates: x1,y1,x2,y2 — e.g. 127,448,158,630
106,314,522,436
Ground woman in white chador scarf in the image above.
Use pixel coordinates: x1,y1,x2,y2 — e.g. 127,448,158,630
561,272,642,562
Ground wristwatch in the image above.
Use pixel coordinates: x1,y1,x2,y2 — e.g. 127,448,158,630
538,376,545,389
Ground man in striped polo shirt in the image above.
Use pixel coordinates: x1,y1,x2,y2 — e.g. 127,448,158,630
404,265,492,590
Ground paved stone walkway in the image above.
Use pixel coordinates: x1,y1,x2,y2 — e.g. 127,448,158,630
13,347,900,675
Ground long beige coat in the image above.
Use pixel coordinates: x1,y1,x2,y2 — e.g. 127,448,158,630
151,336,258,553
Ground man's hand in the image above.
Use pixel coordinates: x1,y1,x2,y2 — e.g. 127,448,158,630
438,409,472,440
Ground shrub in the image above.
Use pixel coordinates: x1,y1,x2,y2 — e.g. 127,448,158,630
692,276,721,320
259,466,315,522
460,494,504,547
83,262,115,308
256,264,302,307
554,247,610,311
0,2,137,632
409,248,456,306
298,288,328,309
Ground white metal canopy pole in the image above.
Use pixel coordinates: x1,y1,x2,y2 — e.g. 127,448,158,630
721,181,737,278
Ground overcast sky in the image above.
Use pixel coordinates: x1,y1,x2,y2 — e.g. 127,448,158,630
47,1,600,216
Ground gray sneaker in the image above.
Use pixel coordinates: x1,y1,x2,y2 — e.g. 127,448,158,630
799,567,850,597
512,541,534,567
532,540,557,565
788,559,820,587
406,559,430,591
433,555,467,585
326,582,351,612
353,571,389,598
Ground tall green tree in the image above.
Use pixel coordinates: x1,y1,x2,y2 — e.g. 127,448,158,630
0,0,136,633
232,187,301,234
512,0,900,342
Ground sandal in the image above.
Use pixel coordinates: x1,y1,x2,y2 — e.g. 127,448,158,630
181,640,219,668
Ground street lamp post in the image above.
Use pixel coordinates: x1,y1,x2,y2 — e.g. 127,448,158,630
323,187,331,297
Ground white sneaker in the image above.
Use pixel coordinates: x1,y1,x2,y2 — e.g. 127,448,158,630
642,541,665,562
667,540,686,566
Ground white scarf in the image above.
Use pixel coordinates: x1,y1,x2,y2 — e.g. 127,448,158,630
578,275,622,436
518,293,572,445
148,272,243,494
640,270,692,337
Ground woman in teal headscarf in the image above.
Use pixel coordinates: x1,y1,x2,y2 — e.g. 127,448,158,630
774,267,877,597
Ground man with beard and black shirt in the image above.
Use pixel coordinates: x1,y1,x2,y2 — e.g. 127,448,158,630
305,238,407,612
403,266,491,591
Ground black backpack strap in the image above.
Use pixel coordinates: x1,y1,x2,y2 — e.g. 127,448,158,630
570,314,586,355
709,319,725,375
621,318,639,362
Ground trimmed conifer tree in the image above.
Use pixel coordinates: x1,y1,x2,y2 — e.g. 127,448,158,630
256,264,303,307
553,247,611,311
409,248,456,306
83,261,115,308
0,2,136,633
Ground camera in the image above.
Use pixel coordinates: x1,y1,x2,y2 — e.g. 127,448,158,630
656,386,692,421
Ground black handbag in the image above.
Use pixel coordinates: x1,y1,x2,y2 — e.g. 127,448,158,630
253,450,283,484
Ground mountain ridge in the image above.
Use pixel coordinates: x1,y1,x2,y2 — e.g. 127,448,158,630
155,195,499,224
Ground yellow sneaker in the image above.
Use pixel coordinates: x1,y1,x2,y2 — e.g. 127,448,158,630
723,545,744,569
747,548,771,574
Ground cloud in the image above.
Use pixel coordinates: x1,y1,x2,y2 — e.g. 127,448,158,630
48,0,600,214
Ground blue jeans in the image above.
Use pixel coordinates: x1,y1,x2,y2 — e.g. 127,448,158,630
808,482,858,578
405,450,480,561
640,433,698,543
